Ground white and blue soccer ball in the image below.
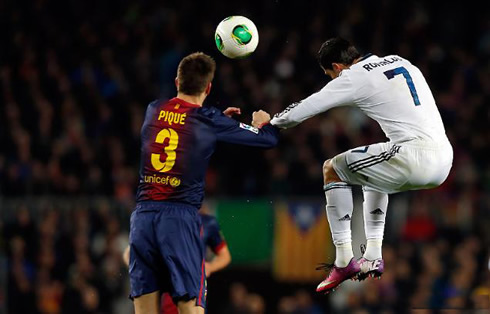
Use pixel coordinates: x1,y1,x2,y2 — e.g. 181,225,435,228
215,16,259,59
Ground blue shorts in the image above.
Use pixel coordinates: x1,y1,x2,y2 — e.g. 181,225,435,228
129,201,206,308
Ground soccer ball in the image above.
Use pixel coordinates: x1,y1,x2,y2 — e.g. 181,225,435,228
215,16,259,59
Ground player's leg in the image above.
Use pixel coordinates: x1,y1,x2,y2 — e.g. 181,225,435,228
362,186,388,260
177,299,205,314
358,186,388,280
133,291,160,314
128,208,164,314
323,159,354,267
154,204,207,313
318,142,404,292
329,141,452,283
316,159,360,293
331,142,411,282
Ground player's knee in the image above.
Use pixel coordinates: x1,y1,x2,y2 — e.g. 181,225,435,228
323,159,333,177
323,159,340,183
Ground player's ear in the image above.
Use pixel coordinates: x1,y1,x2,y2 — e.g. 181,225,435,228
331,63,345,78
175,78,179,90
205,82,212,95
332,63,342,73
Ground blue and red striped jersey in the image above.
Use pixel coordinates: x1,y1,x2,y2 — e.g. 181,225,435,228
136,97,279,208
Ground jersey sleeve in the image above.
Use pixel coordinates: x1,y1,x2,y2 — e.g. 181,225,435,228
212,110,280,148
205,217,227,254
270,72,356,128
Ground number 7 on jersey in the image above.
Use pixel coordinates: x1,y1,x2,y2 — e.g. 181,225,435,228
383,66,421,106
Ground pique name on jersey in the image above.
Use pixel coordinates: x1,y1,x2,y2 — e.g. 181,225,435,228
362,56,403,71
158,110,187,126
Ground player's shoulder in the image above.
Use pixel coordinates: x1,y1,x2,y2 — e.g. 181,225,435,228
144,99,162,112
196,106,238,128
141,99,162,123
196,106,222,118
147,97,174,109
144,98,173,118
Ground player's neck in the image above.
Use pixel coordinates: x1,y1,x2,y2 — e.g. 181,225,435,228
352,57,362,65
176,93,205,107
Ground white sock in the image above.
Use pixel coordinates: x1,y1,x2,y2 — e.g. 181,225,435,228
362,187,388,260
365,239,383,260
324,182,354,267
335,242,354,267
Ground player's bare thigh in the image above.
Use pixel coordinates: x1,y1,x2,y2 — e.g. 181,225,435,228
177,299,205,314
323,159,342,184
133,291,160,314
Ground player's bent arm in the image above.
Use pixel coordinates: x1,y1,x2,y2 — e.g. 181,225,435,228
212,109,279,148
270,73,355,128
205,244,231,277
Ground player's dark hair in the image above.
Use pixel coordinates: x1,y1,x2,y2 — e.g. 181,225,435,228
317,37,361,71
177,52,216,95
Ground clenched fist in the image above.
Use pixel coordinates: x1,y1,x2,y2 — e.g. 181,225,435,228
252,110,271,128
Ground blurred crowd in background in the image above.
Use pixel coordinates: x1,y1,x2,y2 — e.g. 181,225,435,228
2,200,489,313
0,0,489,313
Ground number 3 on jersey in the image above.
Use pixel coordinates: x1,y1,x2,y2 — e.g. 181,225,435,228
384,66,420,106
151,128,179,172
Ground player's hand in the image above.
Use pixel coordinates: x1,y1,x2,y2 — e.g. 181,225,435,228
223,107,241,118
252,110,271,128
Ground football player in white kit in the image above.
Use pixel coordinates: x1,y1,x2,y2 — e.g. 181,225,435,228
269,37,453,293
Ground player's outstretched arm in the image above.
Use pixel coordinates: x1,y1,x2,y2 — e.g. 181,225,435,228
211,108,279,148
270,73,355,128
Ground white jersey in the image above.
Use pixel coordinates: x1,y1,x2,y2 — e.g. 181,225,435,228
271,54,449,144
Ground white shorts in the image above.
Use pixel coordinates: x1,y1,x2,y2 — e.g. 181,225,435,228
332,139,453,194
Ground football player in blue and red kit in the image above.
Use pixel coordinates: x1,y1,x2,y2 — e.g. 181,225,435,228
123,204,232,314
128,52,278,314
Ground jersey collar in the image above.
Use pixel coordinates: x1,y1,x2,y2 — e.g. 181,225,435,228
171,97,201,108
358,53,374,62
